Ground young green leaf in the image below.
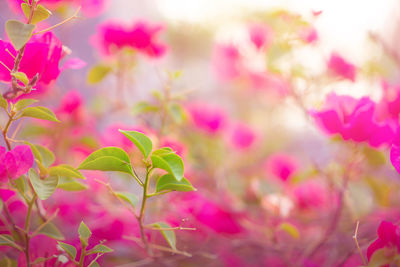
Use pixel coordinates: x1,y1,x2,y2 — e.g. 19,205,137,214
156,174,195,192
5,20,36,50
38,222,65,240
87,64,112,85
24,142,55,168
29,169,58,200
115,192,138,208
57,176,87,191
150,222,176,251
79,147,130,166
168,103,186,124
57,242,77,260
151,152,184,181
87,244,113,255
278,222,300,239
0,94,8,110
78,221,92,246
119,130,153,159
14,98,37,111
132,101,159,115
21,3,52,25
21,106,60,122
11,72,29,86
14,176,26,194
49,165,85,179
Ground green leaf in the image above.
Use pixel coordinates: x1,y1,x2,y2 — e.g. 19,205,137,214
78,221,92,246
14,98,37,111
57,241,77,260
363,146,386,167
87,244,113,255
0,200,3,212
115,192,138,208
367,248,393,267
119,130,153,159
79,147,130,167
150,222,176,251
156,174,195,192
5,20,36,50
21,3,52,25
49,165,85,179
87,64,112,85
278,222,300,239
24,143,55,168
38,222,64,240
79,156,134,175
168,103,186,124
132,101,159,115
14,176,26,194
21,106,60,122
11,72,29,86
57,176,87,191
88,261,100,267
0,234,15,247
0,94,8,110
29,168,58,200
151,152,184,181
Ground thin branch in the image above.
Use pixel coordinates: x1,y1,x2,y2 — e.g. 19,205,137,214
31,209,59,237
33,7,81,35
0,61,11,72
353,221,367,266
144,226,196,231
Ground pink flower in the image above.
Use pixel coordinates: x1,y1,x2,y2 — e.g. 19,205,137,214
311,93,396,147
187,102,228,135
248,23,273,50
229,122,257,150
376,82,400,122
212,44,242,81
367,221,400,262
292,181,328,210
0,145,34,181
327,52,356,82
264,153,299,182
91,20,167,58
0,32,63,96
174,192,243,234
299,27,318,43
56,90,85,123
247,71,289,96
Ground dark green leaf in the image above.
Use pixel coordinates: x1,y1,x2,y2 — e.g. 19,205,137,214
5,20,36,50
150,222,176,251
156,174,195,192
57,241,77,260
21,106,60,122
119,130,153,159
29,168,58,200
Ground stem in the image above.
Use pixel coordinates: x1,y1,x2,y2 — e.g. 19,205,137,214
78,244,86,267
147,190,172,198
353,221,367,266
137,166,153,256
2,114,13,150
33,7,81,36
24,194,37,267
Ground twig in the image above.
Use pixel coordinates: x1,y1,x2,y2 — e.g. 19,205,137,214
353,221,367,266
33,7,81,35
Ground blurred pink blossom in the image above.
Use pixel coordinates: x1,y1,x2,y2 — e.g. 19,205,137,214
311,93,396,147
212,44,242,81
0,145,33,181
292,181,328,210
91,20,167,58
264,153,299,181
327,52,356,82
299,27,318,43
187,103,228,135
248,23,273,50
229,122,257,150
367,221,400,262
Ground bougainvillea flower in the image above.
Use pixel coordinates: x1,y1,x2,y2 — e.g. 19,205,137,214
367,221,400,261
264,153,299,181
376,81,400,122
56,90,85,123
327,52,356,82
187,102,228,135
248,23,273,50
0,32,63,95
0,145,34,181
229,122,257,150
174,192,243,234
311,93,396,147
212,44,242,81
299,27,318,43
292,180,328,210
91,20,167,58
